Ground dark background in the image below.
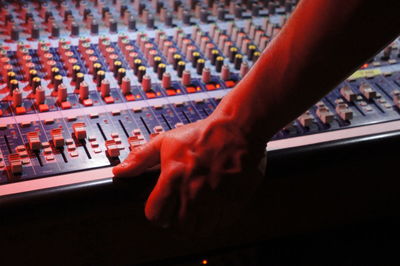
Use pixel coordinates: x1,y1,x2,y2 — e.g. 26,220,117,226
1,132,400,265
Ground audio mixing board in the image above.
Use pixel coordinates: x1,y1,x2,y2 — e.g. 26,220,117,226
0,0,400,198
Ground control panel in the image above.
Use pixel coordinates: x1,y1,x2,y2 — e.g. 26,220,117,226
0,0,400,195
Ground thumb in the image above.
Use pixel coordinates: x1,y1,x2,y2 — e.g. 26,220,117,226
113,135,163,178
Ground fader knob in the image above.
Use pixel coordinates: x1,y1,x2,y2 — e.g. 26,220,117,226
12,89,22,108
182,70,191,86
9,79,18,96
121,77,131,95
162,72,171,89
196,58,205,74
177,61,185,77
240,61,249,77
157,63,166,80
202,67,211,84
35,86,45,105
221,64,230,81
101,79,110,97
215,56,224,72
79,81,89,100
57,84,67,103
137,66,146,82
142,75,152,92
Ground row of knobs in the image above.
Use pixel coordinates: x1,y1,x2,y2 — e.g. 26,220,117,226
1,0,297,41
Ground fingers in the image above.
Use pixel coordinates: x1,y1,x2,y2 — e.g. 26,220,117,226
112,135,163,178
145,169,181,228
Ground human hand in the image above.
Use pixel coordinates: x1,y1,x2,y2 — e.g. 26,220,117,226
112,113,266,236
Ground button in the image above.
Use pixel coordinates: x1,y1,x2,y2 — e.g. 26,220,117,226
61,101,72,109
111,110,120,116
67,144,76,151
111,133,119,138
66,138,74,145
46,155,55,161
186,86,196,93
16,106,26,115
90,113,99,119
39,104,49,112
126,94,135,101
93,148,102,153
132,129,142,135
0,124,7,129
83,99,93,106
70,151,79,157
44,147,53,154
44,119,54,124
16,145,26,152
88,136,97,141
154,125,164,133
67,116,77,121
91,141,99,148
19,151,29,158
104,96,114,104
20,121,31,127
22,158,30,164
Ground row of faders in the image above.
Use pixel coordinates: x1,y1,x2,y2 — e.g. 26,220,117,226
0,0,400,184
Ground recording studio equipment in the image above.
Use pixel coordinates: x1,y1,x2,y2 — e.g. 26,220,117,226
0,0,400,198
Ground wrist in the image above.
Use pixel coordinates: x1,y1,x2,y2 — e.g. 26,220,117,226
211,92,273,150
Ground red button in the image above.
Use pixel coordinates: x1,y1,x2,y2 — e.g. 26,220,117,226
225,80,236,88
104,96,114,104
146,92,156,98
125,95,135,101
0,109,3,116
166,89,176,96
16,106,26,115
83,99,93,106
61,101,72,109
206,84,217,91
39,104,49,112
186,86,196,93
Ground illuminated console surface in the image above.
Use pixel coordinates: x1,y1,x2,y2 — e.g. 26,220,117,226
1,0,400,197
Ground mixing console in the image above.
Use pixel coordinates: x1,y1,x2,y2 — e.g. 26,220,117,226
0,0,400,196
